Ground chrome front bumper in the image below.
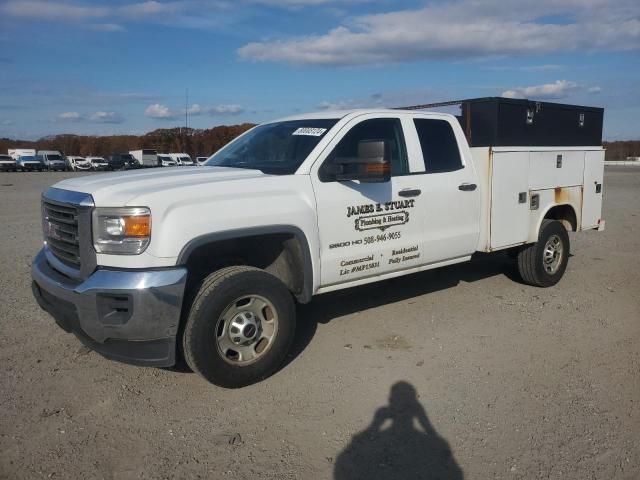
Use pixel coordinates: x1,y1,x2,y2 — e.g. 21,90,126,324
31,249,187,367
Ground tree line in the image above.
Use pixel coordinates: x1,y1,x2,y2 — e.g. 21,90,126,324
1,126,638,161
602,141,640,161
0,124,255,159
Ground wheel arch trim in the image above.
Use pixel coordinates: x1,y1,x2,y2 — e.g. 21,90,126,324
176,225,314,303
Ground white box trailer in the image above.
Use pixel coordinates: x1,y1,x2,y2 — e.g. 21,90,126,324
129,149,157,167
8,148,36,160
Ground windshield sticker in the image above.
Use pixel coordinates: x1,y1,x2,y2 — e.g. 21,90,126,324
292,127,327,137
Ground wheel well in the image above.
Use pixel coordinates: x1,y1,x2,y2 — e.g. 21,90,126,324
182,232,308,301
544,204,577,231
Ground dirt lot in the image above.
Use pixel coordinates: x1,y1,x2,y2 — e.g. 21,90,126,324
1,168,638,479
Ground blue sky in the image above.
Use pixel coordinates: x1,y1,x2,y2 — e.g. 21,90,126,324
0,0,638,140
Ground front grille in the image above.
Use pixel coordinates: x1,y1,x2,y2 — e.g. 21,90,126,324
43,200,81,269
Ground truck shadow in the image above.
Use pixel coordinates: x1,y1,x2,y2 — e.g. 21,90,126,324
333,381,463,480
287,251,519,366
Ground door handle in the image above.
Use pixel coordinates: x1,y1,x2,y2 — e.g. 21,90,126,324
399,188,422,197
458,183,477,192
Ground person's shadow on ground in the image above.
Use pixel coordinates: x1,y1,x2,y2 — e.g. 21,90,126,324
334,381,463,480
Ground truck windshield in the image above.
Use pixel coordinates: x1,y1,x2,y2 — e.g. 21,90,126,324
21,156,36,161
205,119,338,174
48,154,63,160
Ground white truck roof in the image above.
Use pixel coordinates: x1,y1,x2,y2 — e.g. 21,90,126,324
272,108,453,123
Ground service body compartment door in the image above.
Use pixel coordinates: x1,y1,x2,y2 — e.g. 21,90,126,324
529,150,584,189
581,150,605,229
490,151,530,249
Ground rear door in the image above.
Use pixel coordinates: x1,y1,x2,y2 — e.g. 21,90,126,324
404,115,481,264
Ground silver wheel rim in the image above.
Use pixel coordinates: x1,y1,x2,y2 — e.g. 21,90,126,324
543,234,564,275
215,295,278,366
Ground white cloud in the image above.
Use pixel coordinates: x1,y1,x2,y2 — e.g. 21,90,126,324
238,0,640,66
317,96,383,110
88,23,124,32
209,104,244,115
521,64,564,72
491,64,564,72
1,1,109,21
118,1,186,19
187,103,203,115
500,80,604,100
90,111,124,123
58,111,83,121
145,103,178,119
146,102,244,119
56,110,124,123
252,0,370,5
1,0,190,26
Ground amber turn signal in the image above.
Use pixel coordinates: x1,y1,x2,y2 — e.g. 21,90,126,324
124,215,151,237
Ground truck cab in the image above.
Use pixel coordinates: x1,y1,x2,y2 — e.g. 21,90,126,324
31,99,604,388
107,153,137,170
129,149,157,167
37,150,67,171
169,153,194,166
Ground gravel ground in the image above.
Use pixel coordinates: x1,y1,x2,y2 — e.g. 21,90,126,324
1,168,638,479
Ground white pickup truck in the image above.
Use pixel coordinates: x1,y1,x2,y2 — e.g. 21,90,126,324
32,98,605,387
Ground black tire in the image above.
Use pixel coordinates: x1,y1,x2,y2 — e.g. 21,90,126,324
182,266,295,388
517,219,570,287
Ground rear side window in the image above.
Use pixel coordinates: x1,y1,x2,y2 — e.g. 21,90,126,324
413,119,463,173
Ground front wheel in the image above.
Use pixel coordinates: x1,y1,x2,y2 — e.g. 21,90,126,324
517,219,570,287
182,266,295,388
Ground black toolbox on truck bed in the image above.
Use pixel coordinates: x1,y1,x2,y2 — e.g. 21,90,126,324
401,97,604,147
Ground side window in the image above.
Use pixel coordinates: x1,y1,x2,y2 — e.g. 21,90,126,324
413,119,463,173
325,118,409,177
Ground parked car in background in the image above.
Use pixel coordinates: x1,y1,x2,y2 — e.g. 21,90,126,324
157,154,177,167
9,148,36,160
87,156,109,171
17,155,43,171
130,149,157,167
169,153,194,166
0,154,18,171
37,151,67,171
108,153,137,170
66,156,92,171
41,152,68,171
196,156,209,166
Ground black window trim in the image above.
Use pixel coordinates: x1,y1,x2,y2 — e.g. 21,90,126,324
410,115,465,175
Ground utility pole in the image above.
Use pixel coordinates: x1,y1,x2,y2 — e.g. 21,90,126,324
184,88,189,153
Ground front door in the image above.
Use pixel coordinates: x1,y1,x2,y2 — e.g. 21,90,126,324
311,115,429,287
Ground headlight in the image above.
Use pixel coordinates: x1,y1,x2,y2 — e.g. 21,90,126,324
92,207,151,254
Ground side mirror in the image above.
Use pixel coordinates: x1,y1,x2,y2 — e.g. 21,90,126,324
330,139,391,183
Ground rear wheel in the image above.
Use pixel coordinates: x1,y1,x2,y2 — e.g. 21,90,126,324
182,266,295,388
517,219,570,287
